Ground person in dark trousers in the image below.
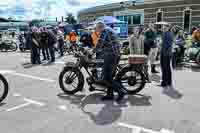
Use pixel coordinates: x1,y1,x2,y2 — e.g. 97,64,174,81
160,25,173,87
57,28,64,56
47,30,57,62
40,27,50,61
95,21,125,102
144,24,159,73
30,27,41,64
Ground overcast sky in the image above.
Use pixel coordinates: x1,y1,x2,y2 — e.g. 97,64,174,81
0,0,135,20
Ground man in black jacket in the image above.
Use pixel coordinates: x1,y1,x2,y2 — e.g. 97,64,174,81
40,28,50,61
47,30,57,62
30,27,41,64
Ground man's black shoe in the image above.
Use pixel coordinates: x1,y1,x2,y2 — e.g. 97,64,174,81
116,93,125,102
50,59,55,62
101,95,114,101
161,82,167,87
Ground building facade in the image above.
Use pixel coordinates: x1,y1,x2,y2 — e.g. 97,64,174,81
78,0,200,32
143,0,200,32
78,0,144,31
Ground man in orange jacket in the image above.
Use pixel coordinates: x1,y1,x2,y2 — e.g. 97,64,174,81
68,30,77,44
91,31,100,48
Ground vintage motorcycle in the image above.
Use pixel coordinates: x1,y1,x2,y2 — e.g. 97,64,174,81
0,39,18,52
0,74,9,103
59,47,147,95
185,42,200,65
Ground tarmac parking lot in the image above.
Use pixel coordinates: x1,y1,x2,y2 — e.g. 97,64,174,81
1,52,200,133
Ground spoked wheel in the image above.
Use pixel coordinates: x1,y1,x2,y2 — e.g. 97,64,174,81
117,67,146,94
11,42,18,51
0,74,9,103
59,67,84,94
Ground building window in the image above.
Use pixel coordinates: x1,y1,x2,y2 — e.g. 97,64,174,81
183,9,192,32
124,16,128,22
133,15,141,24
128,15,132,24
118,16,124,21
156,11,163,22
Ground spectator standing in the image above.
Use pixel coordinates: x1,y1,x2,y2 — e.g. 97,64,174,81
30,27,41,64
40,27,50,61
160,24,173,87
48,30,57,62
144,24,159,73
129,26,144,55
54,27,64,56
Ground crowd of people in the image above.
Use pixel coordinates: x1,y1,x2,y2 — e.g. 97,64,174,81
18,25,79,64
19,21,200,101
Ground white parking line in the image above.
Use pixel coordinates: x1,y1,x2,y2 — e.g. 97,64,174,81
10,72,56,82
118,122,175,133
0,70,15,74
6,98,45,112
6,102,32,112
12,93,21,97
58,105,67,111
24,98,45,106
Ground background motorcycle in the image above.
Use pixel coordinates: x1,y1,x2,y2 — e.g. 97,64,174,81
185,42,200,65
0,39,17,52
172,39,187,68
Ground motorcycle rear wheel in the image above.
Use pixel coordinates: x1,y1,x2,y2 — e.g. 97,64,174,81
116,66,146,95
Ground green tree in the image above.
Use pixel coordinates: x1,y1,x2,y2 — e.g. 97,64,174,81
65,13,77,24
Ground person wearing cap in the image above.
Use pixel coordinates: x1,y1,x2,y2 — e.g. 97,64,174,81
95,21,125,102
160,24,173,87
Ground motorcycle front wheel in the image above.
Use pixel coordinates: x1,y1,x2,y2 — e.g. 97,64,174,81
0,74,9,103
116,66,146,95
59,67,84,94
